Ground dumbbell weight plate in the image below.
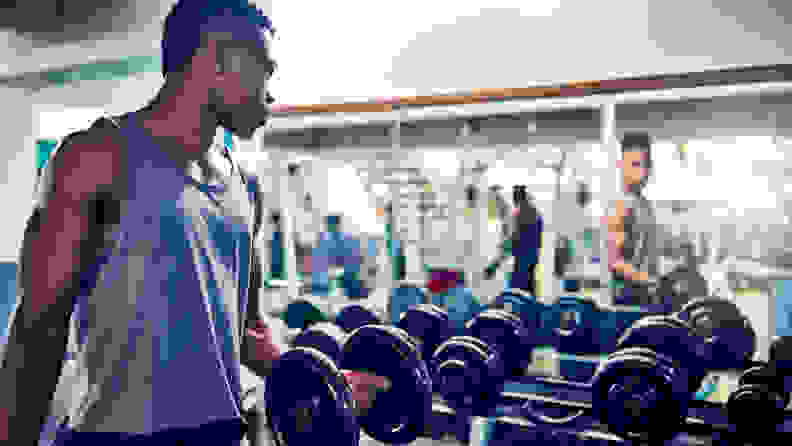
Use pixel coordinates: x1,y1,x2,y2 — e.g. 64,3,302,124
727,384,787,431
291,322,347,365
616,315,707,397
432,336,504,415
339,325,432,445
266,347,358,446
466,309,530,377
657,267,709,311
591,347,687,439
493,288,538,329
397,304,451,363
678,297,756,369
739,366,790,409
283,298,331,330
335,304,381,333
552,294,598,353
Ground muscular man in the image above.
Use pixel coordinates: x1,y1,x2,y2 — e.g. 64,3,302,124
607,132,660,306
1,2,387,445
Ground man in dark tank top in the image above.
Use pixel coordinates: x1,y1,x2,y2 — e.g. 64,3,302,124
1,2,388,445
606,132,660,306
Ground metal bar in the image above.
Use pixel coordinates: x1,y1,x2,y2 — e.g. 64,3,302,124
599,102,617,307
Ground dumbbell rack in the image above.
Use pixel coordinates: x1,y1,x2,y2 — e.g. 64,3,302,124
420,371,792,445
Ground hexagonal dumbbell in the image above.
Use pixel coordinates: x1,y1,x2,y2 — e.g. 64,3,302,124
396,303,452,367
727,335,792,434
431,309,531,415
266,323,433,446
591,315,707,440
675,297,756,370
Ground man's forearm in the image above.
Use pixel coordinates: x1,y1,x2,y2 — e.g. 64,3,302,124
1,304,69,444
610,261,651,283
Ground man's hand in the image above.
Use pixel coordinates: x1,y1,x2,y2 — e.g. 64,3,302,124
342,371,392,414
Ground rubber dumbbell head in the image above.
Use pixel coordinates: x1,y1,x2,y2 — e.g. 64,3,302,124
432,335,505,414
339,325,432,445
397,304,451,363
291,322,347,364
493,288,540,336
266,347,358,446
728,365,788,432
770,335,792,373
591,347,689,440
552,294,599,354
677,297,757,369
616,315,707,403
466,309,530,377
335,304,381,333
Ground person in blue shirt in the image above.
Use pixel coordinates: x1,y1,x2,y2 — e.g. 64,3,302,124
484,185,544,296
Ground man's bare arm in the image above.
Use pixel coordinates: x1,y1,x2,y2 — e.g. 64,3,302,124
0,133,119,444
607,200,651,283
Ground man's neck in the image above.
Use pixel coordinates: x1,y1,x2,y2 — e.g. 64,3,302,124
138,91,217,165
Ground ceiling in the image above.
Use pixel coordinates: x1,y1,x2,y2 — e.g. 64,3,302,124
0,1,157,46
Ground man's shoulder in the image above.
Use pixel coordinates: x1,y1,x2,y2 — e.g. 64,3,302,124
44,117,126,201
57,117,125,163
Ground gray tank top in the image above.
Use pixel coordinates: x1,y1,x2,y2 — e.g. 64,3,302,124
43,113,257,440
618,191,658,284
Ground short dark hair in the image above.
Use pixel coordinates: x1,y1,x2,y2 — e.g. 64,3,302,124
162,0,274,77
621,131,652,154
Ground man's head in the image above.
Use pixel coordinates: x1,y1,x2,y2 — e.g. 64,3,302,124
619,132,653,190
512,185,533,207
161,1,277,140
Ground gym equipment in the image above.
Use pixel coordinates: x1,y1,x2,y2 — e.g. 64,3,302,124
282,298,331,330
339,325,433,444
335,304,382,334
291,322,347,364
656,265,709,311
267,324,433,446
432,309,529,414
266,346,359,446
727,365,788,432
728,335,792,433
466,309,532,378
590,315,706,440
396,303,452,365
549,293,600,355
282,298,380,332
432,335,506,415
430,285,485,336
490,288,540,334
676,297,757,369
553,236,573,279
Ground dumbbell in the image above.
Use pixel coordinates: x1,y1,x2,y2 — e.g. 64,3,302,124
727,335,792,433
432,308,532,415
656,266,710,311
550,293,600,354
396,303,452,367
283,298,381,332
674,296,756,370
288,302,382,368
266,323,433,446
590,315,708,440
490,288,539,333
